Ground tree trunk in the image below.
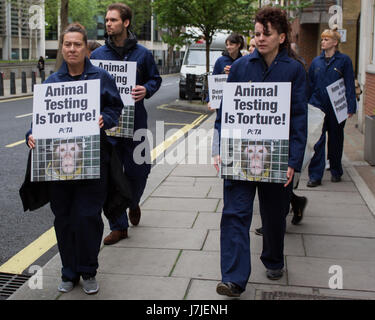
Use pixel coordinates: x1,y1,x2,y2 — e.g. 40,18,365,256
54,0,69,71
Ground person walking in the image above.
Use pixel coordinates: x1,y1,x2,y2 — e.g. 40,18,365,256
213,6,307,297
90,3,162,245
307,29,356,187
25,23,124,294
37,56,45,77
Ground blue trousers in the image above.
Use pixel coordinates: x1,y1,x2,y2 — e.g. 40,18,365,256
49,166,108,282
308,113,346,181
220,179,292,290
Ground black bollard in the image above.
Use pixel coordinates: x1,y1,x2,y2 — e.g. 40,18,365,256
21,71,27,93
186,73,196,102
10,72,16,95
31,71,36,92
41,70,45,82
0,72,4,96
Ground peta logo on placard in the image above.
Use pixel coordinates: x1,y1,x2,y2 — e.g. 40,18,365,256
29,5,44,30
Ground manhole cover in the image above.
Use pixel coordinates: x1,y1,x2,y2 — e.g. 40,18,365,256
259,291,354,300
0,272,31,300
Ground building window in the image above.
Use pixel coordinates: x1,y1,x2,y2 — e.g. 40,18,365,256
22,48,29,60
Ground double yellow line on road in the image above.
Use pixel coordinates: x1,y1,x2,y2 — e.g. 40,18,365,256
0,111,207,275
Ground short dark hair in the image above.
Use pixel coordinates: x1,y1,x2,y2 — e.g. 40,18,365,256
107,3,132,28
226,33,245,51
61,23,88,45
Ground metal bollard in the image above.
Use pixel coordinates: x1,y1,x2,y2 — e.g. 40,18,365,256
0,72,4,96
21,71,27,93
31,71,36,92
10,72,16,95
186,73,196,102
41,70,45,83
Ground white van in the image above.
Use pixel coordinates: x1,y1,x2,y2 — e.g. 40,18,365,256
179,32,228,99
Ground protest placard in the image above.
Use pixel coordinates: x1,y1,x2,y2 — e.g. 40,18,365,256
326,78,348,124
91,60,137,138
220,82,291,183
31,79,101,182
208,74,228,109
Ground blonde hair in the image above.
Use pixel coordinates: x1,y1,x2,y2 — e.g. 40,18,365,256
321,29,341,47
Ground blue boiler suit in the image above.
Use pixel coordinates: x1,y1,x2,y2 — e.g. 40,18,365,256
26,57,123,281
307,51,356,181
90,32,162,230
215,48,307,290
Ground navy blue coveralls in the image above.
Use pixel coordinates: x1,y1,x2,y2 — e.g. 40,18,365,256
90,32,162,231
26,57,123,281
307,50,356,181
215,48,307,290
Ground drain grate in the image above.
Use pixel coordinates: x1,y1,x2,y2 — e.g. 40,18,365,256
259,291,354,300
0,272,31,300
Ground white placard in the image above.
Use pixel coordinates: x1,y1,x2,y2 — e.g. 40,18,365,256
326,78,348,124
91,60,136,106
208,74,228,109
32,79,100,139
221,82,291,140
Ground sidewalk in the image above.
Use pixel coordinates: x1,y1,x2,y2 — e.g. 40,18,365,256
7,100,375,300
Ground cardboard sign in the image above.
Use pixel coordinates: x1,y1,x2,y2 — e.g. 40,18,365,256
207,74,228,109
326,78,348,124
31,80,101,182
220,82,291,183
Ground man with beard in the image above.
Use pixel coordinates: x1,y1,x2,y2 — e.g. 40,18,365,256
91,3,162,245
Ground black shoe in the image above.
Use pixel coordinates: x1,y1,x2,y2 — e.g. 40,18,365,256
255,227,263,236
266,269,284,280
291,196,307,225
307,179,321,187
216,282,243,297
331,176,341,183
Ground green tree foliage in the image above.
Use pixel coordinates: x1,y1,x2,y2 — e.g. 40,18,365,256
153,0,257,73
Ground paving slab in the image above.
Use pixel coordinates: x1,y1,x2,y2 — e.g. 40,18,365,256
172,251,288,286
171,164,218,177
98,247,180,277
292,190,365,205
287,256,375,291
58,274,190,300
108,227,208,250
203,230,305,257
297,201,372,220
151,185,211,198
139,210,198,228
297,180,358,192
303,235,375,261
142,197,219,212
286,216,375,237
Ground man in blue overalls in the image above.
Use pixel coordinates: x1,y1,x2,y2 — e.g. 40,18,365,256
91,3,162,244
307,29,356,187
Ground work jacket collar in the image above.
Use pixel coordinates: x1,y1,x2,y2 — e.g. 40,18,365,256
250,47,290,63
57,57,98,79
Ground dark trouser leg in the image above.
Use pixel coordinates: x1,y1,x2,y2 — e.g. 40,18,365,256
258,182,292,270
128,175,148,210
72,166,107,278
220,180,255,290
49,184,78,282
327,117,346,178
308,117,328,182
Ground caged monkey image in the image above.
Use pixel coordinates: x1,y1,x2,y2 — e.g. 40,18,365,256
47,139,83,180
240,140,271,180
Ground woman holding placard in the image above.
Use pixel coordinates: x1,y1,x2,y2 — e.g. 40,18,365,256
306,29,356,187
214,7,307,297
25,23,123,295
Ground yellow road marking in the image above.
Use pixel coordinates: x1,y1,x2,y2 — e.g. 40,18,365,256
151,114,207,161
5,140,25,148
0,113,208,275
157,104,203,115
16,113,32,118
0,228,56,275
0,96,32,103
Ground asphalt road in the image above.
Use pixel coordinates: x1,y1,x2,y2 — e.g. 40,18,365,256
0,74,206,273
